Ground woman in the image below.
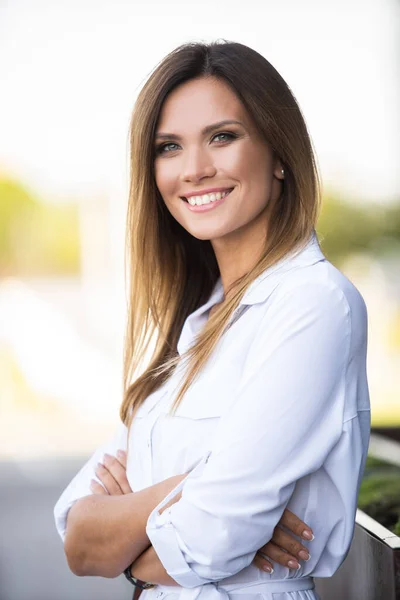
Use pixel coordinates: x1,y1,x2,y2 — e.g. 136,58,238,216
54,41,370,600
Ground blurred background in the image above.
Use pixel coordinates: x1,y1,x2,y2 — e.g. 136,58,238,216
0,0,399,598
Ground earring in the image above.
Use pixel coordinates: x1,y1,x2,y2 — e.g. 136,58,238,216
281,168,285,178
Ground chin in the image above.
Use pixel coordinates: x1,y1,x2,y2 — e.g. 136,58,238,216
186,230,214,241
183,223,229,241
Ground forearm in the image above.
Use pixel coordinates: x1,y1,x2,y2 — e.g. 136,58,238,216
129,493,184,586
64,475,182,578
131,545,180,586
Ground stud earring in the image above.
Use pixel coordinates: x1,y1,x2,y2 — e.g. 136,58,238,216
281,168,285,178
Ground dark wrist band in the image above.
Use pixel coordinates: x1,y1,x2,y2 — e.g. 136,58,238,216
123,564,156,589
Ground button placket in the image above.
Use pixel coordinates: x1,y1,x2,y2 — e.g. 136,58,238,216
140,414,154,488
142,388,172,487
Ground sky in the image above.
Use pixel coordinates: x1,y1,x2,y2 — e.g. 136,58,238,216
0,0,399,204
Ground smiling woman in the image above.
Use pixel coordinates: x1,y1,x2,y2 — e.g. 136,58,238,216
54,41,370,600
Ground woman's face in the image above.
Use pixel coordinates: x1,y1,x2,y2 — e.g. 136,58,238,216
154,76,284,244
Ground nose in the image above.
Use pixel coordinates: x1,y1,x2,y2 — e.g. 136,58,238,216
180,146,217,183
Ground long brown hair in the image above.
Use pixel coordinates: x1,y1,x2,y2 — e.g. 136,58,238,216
120,40,321,425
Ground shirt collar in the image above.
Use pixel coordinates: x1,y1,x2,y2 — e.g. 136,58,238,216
189,230,325,320
240,229,325,305
205,229,325,308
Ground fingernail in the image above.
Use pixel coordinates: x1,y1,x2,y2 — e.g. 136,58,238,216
262,565,273,573
298,550,310,561
117,449,126,458
288,560,300,569
301,530,314,541
96,462,103,468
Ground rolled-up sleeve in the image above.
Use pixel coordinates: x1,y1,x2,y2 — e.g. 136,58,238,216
54,420,128,541
146,281,358,587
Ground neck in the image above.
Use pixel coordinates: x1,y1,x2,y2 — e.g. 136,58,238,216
211,228,266,300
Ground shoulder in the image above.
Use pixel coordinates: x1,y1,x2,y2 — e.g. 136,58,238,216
264,259,368,349
275,259,366,316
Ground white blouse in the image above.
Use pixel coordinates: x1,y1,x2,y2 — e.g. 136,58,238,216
54,231,371,600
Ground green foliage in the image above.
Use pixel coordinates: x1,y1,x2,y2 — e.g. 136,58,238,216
317,193,400,266
363,455,391,470
358,455,400,536
0,177,80,276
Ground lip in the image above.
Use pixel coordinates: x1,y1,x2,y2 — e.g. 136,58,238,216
183,188,233,213
181,187,233,200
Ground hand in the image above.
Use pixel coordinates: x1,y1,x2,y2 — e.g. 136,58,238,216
253,509,314,573
90,449,132,495
90,450,188,499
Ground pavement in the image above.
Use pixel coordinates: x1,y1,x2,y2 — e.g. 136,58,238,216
0,457,133,600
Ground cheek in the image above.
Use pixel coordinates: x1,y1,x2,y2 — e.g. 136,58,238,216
155,161,178,199
220,143,249,174
242,148,273,194
222,142,267,185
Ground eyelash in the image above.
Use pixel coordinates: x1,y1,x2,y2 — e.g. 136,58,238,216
155,131,237,155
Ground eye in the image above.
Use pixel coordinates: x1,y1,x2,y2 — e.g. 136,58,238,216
155,142,180,155
212,132,237,143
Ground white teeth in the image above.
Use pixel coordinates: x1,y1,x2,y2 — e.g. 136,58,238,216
186,189,232,206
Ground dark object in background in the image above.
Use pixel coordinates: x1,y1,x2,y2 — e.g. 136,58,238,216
358,455,400,536
372,428,400,444
315,430,400,600
362,429,400,536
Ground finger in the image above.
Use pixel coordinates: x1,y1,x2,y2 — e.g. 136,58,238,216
252,552,274,574
117,449,128,468
280,509,314,541
258,544,300,570
95,462,124,495
90,478,108,495
268,525,311,561
102,453,132,494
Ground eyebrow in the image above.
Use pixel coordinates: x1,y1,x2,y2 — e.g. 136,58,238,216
155,119,245,141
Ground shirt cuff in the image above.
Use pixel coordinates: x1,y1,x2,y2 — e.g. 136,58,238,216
146,452,211,588
54,496,79,541
53,474,94,541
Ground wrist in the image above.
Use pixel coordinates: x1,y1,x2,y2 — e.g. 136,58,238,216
124,563,156,589
157,474,186,515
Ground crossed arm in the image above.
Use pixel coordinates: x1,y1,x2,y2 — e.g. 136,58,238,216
63,449,314,584
64,466,185,578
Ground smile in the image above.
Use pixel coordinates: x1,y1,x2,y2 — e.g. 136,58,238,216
181,188,234,212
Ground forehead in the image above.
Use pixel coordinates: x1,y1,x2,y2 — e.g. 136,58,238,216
156,77,249,132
